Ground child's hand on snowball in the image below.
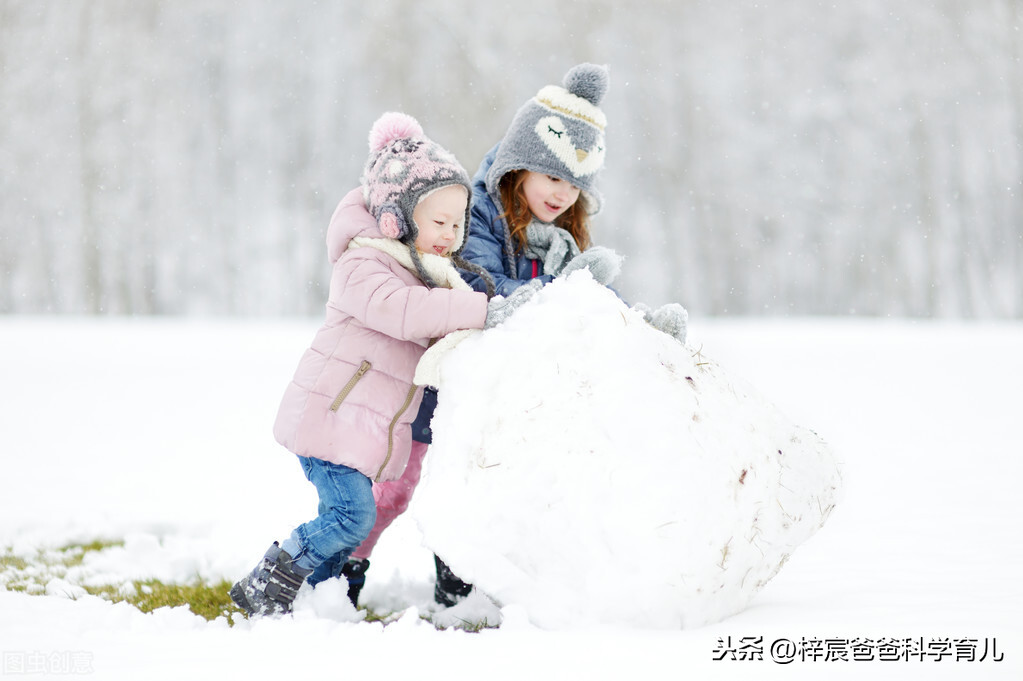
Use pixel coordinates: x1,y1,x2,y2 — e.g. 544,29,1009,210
559,246,623,286
485,279,544,329
634,302,689,345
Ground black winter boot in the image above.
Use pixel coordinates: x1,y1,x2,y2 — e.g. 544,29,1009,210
340,557,370,607
434,554,472,607
230,542,313,617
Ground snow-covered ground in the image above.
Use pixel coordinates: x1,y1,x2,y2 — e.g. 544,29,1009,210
1,309,1020,680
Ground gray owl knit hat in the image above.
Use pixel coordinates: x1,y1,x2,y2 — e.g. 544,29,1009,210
485,63,610,215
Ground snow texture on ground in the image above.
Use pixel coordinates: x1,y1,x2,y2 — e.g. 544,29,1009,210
1,310,1020,680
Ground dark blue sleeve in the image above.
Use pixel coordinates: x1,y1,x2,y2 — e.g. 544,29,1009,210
411,386,438,444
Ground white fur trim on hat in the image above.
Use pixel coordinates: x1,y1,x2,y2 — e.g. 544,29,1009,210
535,85,607,131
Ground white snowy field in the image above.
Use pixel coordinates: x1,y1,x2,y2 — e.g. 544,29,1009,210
1,313,1020,680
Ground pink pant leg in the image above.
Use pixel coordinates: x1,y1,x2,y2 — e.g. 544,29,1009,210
351,440,428,560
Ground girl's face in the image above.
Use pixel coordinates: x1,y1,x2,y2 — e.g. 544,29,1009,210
521,171,581,223
413,184,468,256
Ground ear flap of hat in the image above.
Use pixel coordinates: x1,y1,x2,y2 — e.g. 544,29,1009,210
378,204,409,240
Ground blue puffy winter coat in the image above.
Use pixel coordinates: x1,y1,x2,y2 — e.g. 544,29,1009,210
458,144,555,297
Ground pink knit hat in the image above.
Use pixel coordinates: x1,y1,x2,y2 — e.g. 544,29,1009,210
361,112,471,253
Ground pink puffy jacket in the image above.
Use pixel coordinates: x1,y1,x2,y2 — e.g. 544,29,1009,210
273,188,488,482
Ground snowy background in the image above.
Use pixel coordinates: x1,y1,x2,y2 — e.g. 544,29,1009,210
2,0,1022,318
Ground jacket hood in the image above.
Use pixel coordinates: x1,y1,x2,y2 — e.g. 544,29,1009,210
476,143,499,199
327,188,384,264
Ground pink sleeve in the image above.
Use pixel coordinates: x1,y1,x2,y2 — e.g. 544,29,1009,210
333,256,487,341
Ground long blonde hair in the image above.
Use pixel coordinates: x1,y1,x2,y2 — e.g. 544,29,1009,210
498,170,592,255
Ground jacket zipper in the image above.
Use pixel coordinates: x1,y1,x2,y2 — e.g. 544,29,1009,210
329,361,371,412
376,384,418,481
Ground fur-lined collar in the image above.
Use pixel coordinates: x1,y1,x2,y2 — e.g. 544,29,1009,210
347,237,472,291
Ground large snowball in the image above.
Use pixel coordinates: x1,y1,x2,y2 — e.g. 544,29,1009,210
412,273,842,629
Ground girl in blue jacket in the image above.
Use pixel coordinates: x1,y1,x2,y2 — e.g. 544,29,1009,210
460,63,621,297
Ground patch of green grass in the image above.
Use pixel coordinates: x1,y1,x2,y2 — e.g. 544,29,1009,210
362,607,390,623
74,578,245,623
128,579,241,621
0,552,29,572
1,541,244,625
58,539,124,567
3,540,496,630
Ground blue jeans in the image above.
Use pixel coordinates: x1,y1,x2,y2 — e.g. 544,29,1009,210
282,457,376,580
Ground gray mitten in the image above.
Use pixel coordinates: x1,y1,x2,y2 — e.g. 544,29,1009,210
559,246,623,285
485,279,544,329
524,221,581,276
647,303,688,344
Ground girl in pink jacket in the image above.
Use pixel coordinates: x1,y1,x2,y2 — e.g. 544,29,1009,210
231,113,531,618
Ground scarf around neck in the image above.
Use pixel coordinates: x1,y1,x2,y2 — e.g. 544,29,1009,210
522,220,582,277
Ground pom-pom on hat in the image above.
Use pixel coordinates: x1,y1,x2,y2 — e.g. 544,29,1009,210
486,63,610,215
361,112,472,253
